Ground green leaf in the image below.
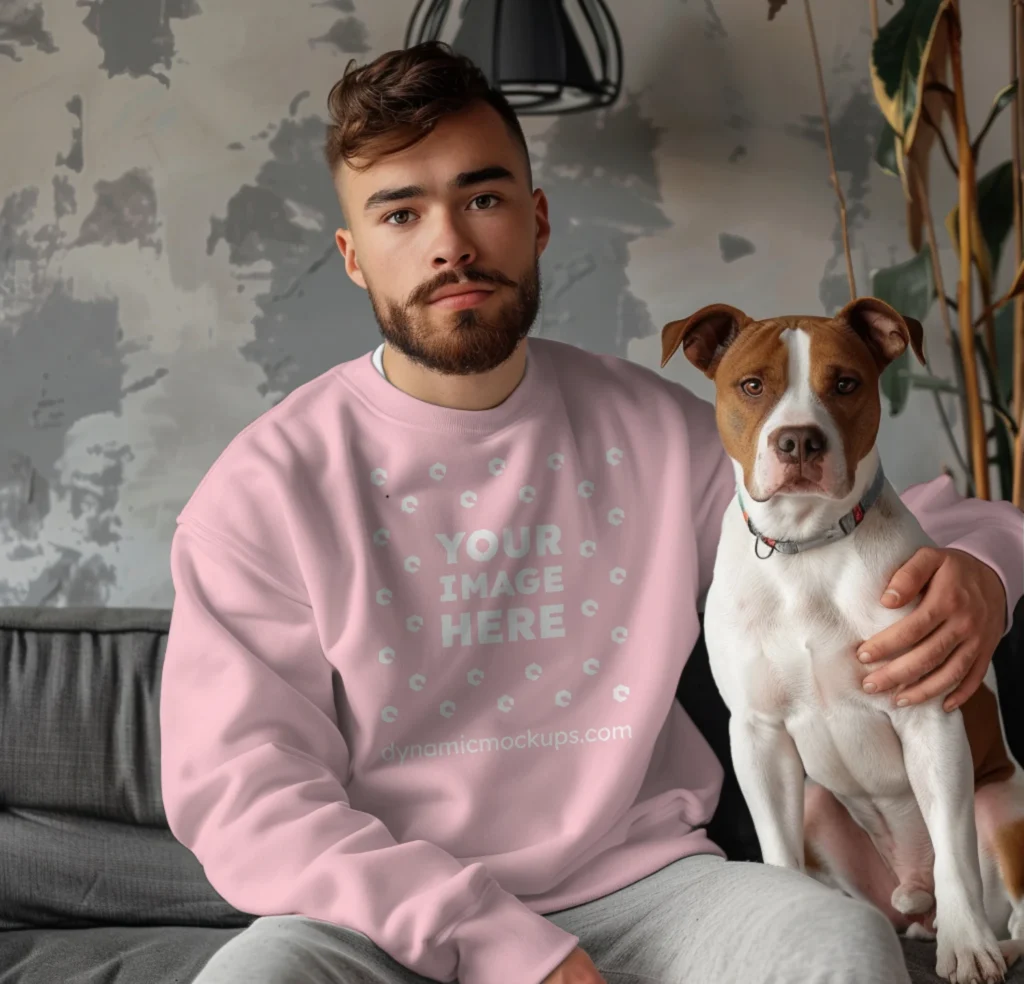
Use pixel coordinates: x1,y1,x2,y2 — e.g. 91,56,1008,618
994,302,1014,405
972,81,1019,157
870,0,951,150
881,351,912,416
875,120,901,177
977,161,1015,284
945,160,1015,293
871,244,937,416
871,243,938,322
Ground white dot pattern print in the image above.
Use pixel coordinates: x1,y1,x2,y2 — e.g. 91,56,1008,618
366,436,643,750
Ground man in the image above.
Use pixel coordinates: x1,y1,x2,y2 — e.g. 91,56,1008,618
161,42,1024,984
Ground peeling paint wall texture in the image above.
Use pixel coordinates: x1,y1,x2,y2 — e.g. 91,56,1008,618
0,1,1014,607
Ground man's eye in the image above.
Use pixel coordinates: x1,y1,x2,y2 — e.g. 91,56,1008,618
385,210,414,225
470,194,499,209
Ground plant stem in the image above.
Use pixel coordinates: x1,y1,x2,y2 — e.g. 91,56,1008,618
1013,0,1024,505
804,0,856,301
908,155,974,478
978,279,999,372
922,105,959,176
949,3,990,498
974,337,1019,436
930,391,973,482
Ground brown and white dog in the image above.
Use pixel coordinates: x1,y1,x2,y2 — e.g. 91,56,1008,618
661,296,1024,983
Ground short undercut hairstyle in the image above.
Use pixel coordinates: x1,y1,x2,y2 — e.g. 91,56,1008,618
323,41,533,189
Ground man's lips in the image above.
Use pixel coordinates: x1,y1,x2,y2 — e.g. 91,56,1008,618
427,284,496,310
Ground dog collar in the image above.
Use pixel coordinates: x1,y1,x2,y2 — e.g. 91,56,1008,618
736,463,886,559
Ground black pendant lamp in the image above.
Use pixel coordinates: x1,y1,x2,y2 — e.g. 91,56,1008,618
405,0,623,115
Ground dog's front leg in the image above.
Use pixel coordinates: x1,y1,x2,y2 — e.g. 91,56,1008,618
891,704,1006,983
730,713,806,870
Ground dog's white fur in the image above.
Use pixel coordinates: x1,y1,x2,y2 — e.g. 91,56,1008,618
705,325,1024,983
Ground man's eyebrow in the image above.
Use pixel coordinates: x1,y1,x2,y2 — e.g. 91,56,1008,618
363,185,425,211
363,165,515,211
451,165,515,188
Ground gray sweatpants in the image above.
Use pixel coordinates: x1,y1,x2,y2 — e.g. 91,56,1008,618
188,852,963,984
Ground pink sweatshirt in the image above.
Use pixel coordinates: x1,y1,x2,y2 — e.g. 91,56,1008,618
160,337,1024,984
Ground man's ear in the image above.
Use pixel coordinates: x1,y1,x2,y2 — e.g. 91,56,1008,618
335,228,367,289
533,188,551,259
836,296,926,369
661,303,752,379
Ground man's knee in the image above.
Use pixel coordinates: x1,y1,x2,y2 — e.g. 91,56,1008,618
194,915,359,983
794,894,910,983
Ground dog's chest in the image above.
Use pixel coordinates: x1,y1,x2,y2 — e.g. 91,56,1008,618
707,492,933,795
739,551,871,709
709,491,928,715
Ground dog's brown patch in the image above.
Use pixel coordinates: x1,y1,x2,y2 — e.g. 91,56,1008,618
961,682,1016,789
993,818,1024,900
806,323,883,493
710,319,794,493
805,835,824,872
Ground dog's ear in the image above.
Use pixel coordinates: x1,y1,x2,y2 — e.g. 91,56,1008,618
836,296,926,370
661,303,752,378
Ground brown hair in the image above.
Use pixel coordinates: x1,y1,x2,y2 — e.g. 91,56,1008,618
323,41,532,185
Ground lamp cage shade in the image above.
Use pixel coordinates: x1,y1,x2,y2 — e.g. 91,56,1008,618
405,0,623,115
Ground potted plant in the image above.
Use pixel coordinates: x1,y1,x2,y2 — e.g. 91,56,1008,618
770,0,1024,505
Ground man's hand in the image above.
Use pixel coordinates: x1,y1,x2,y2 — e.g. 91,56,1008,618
856,547,1006,712
542,947,607,984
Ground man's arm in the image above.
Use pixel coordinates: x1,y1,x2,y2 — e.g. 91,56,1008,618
900,475,1024,634
161,520,579,984
854,477,1024,710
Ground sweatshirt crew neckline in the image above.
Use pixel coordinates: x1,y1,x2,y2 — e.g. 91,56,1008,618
337,338,551,436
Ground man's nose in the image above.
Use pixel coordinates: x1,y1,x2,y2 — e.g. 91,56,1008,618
771,425,828,463
431,214,477,270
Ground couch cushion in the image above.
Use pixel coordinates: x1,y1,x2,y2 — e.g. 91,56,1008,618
0,924,244,984
0,807,255,931
0,608,256,929
0,607,171,824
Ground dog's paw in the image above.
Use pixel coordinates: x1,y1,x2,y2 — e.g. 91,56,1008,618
936,922,1007,983
1000,940,1024,970
1009,906,1024,941
892,885,935,916
905,922,936,941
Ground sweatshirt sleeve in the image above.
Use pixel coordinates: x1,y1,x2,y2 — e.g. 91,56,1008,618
899,475,1024,635
674,385,736,612
160,519,579,984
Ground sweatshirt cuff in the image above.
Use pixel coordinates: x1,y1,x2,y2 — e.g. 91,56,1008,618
445,880,580,984
947,521,1024,638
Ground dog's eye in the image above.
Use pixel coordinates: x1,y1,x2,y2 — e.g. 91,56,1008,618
740,378,763,396
836,377,859,395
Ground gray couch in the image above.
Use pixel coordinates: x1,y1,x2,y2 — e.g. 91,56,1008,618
1,603,1022,984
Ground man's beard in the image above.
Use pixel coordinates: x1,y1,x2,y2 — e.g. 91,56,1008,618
368,261,541,376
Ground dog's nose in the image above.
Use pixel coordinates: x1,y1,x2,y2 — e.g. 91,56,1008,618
773,426,827,462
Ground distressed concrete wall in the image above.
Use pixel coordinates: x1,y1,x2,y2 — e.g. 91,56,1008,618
0,0,1016,607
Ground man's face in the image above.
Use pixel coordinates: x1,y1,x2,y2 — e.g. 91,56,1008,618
334,101,551,376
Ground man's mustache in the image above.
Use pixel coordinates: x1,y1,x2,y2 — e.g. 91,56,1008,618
408,267,517,306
